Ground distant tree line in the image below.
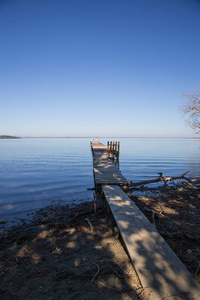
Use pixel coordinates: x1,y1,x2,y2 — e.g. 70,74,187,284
0,135,20,139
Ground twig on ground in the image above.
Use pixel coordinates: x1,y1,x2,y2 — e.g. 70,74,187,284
195,262,200,275
96,206,107,216
93,280,114,290
112,269,123,278
96,259,137,283
91,263,100,282
152,211,156,227
85,218,93,231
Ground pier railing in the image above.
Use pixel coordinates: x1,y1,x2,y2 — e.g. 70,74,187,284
107,141,120,160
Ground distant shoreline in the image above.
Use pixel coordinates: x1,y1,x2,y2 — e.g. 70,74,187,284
3,136,199,139
0,135,20,139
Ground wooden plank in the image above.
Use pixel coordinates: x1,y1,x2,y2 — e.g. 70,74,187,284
95,174,126,181
93,159,113,163
102,185,200,300
94,175,127,185
91,141,107,150
93,160,113,163
94,167,123,173
95,179,126,183
95,181,125,185
94,172,127,184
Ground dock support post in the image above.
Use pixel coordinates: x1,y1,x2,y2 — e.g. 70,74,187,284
107,141,109,155
107,141,120,160
117,141,120,160
110,141,113,158
112,141,114,159
115,141,117,158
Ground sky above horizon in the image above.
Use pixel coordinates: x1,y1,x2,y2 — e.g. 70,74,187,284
1,0,200,138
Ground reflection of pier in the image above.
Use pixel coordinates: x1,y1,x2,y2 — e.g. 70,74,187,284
91,141,200,299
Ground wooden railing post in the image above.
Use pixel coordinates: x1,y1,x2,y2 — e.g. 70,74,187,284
110,141,112,158
117,141,120,160
107,141,120,160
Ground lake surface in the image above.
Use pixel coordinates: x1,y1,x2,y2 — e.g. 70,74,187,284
0,137,200,224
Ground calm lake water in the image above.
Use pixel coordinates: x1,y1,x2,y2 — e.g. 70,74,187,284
0,137,200,224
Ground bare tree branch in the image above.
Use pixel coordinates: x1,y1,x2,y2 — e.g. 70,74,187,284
182,86,200,133
127,171,191,190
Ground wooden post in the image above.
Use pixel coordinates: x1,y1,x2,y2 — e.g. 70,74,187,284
110,141,112,158
107,141,109,155
115,141,117,158
117,141,120,159
113,142,116,158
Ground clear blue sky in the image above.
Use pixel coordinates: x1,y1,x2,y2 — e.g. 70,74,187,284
1,0,200,137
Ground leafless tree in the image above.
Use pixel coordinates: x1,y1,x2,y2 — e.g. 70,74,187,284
182,86,200,134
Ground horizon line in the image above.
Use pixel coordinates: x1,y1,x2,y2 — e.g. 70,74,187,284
8,136,200,139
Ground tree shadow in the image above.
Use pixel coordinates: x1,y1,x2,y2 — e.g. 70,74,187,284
0,199,145,300
103,184,200,300
129,182,200,279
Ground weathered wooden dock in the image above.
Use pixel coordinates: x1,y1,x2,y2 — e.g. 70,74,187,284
91,141,200,299
91,141,127,187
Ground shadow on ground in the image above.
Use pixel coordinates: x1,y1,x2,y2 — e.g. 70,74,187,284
129,181,200,282
1,182,200,300
0,198,146,300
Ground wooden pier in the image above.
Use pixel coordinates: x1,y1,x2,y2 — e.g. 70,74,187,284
91,141,127,188
91,141,200,299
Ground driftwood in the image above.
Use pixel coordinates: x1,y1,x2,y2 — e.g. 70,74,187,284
85,218,93,231
127,171,191,190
